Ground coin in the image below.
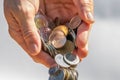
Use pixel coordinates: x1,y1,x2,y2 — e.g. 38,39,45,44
69,16,81,29
54,69,65,80
72,70,78,80
39,27,51,42
55,54,70,68
49,66,59,75
64,69,71,80
49,31,67,49
63,53,80,66
67,69,75,80
35,14,48,28
53,25,68,36
57,40,75,54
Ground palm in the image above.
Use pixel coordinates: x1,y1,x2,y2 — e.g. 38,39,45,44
40,0,78,23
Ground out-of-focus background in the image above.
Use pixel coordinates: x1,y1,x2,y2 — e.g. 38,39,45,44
0,0,120,80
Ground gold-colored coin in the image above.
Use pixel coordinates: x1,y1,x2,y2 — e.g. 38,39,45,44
53,25,68,36
65,69,71,80
57,40,75,54
69,16,81,29
35,14,48,29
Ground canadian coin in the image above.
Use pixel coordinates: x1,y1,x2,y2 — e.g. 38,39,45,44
55,54,70,68
63,53,80,66
69,16,81,29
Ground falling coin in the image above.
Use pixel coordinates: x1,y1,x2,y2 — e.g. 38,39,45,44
63,53,80,66
67,69,75,80
72,70,78,80
55,54,70,68
49,66,59,75
69,16,81,29
53,69,65,80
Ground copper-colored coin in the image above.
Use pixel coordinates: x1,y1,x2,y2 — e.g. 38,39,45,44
49,31,67,49
69,16,81,29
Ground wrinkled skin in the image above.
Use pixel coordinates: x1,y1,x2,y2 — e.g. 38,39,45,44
4,0,94,68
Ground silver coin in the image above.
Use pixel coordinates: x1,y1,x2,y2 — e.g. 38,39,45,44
63,53,80,66
69,16,81,29
55,54,70,68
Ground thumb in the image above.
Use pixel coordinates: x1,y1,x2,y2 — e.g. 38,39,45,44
18,11,41,55
73,0,94,24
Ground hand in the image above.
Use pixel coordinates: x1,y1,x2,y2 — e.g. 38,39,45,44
41,0,94,59
4,0,94,67
4,0,56,68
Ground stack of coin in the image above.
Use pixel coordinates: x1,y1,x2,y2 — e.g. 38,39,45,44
35,14,52,42
35,14,82,80
55,53,80,68
49,66,78,80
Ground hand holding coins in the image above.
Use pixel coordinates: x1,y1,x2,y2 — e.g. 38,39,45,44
35,13,81,80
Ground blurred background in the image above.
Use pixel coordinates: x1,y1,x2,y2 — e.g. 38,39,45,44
0,0,120,80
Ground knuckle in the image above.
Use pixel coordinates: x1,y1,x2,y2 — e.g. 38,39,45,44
81,3,93,12
22,30,35,40
80,0,93,12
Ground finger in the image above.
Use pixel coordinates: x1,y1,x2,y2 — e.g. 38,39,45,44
73,0,94,24
20,16,41,55
9,27,30,54
74,22,91,59
14,6,41,55
32,51,56,68
9,28,56,68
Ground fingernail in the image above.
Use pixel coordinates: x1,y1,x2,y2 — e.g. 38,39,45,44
29,43,38,54
86,12,94,23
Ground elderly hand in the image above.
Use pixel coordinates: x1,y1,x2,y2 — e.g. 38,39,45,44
4,0,94,67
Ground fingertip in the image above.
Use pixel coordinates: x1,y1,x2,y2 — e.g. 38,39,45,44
83,11,95,24
77,47,88,59
28,43,40,56
24,30,41,56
